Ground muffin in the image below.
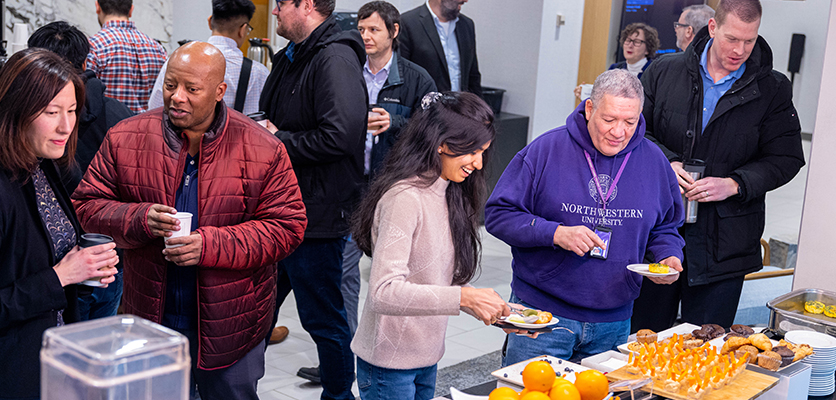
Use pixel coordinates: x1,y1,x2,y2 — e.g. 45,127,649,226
692,328,711,341
758,351,782,371
705,324,726,339
772,346,795,367
636,329,658,344
730,324,755,337
734,345,759,361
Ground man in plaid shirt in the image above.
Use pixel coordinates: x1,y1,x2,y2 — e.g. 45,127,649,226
87,0,167,113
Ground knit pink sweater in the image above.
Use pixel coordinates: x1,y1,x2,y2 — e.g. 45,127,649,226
350,177,464,369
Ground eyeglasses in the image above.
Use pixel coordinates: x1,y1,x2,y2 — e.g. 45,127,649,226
243,23,254,35
673,22,690,29
624,38,646,47
276,0,292,11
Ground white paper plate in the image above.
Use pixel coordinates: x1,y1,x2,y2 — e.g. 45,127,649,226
499,316,560,329
785,330,836,349
626,263,678,277
492,355,590,386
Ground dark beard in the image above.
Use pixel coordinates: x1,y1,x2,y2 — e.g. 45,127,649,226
441,7,460,21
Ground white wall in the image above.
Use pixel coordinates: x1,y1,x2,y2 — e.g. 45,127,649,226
760,0,830,134
171,0,213,47
530,0,586,139
793,1,836,291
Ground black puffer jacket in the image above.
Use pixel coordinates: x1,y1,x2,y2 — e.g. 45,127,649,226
61,70,133,193
260,15,367,238
369,52,437,178
640,27,804,285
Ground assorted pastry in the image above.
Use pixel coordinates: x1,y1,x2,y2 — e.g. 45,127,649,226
625,334,749,399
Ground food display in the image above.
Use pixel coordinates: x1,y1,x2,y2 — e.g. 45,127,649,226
489,360,609,400
624,334,749,399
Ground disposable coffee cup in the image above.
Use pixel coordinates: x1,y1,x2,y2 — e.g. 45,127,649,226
367,104,381,135
247,111,269,128
165,212,193,248
580,84,593,100
78,233,114,287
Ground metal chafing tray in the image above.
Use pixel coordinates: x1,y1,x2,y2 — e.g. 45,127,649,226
767,288,836,337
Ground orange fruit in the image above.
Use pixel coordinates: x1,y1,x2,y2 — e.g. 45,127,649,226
522,361,556,392
574,370,609,400
521,391,552,400
489,386,521,400
548,381,581,400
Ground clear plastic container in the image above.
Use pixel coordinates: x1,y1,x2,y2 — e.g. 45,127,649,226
40,315,189,400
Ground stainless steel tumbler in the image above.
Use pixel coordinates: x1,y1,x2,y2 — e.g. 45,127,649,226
683,160,706,224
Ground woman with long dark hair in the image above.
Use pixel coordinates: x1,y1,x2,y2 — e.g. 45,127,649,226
0,48,119,399
350,92,509,399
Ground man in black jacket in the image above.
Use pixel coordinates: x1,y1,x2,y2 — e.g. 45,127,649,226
633,0,804,331
398,0,481,97
259,0,366,398
28,21,133,322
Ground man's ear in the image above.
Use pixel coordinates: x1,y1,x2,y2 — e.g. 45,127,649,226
216,82,228,102
128,5,134,18
584,99,593,120
207,16,213,31
707,18,717,38
392,23,400,40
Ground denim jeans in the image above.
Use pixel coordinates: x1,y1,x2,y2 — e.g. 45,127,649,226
341,236,362,336
503,293,630,366
357,357,437,400
277,238,355,400
76,272,123,321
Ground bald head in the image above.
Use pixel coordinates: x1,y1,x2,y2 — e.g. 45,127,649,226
163,41,228,135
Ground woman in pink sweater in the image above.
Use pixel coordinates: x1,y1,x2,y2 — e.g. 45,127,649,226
350,92,510,399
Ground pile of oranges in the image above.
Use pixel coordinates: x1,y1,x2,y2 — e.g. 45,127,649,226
488,361,609,400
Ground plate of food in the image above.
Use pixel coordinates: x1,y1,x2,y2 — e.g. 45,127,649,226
499,308,560,329
626,263,678,277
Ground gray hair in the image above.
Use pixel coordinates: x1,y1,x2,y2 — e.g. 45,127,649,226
683,4,715,32
590,69,644,111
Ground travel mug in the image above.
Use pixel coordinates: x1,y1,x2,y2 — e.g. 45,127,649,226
683,160,706,224
247,111,269,128
78,233,114,287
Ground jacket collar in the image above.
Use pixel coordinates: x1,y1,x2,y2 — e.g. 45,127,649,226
162,101,228,154
291,14,340,61
383,52,404,88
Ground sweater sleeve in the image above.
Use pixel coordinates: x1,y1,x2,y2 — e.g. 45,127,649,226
366,189,462,317
646,153,686,262
484,152,561,248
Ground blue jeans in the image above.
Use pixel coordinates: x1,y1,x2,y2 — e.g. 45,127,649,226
277,238,355,400
341,237,362,336
76,272,123,321
357,357,437,400
503,294,630,366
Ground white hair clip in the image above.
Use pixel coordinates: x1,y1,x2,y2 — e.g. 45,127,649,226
421,92,443,110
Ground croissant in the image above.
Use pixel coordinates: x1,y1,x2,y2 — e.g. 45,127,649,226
793,344,814,362
721,336,751,354
749,333,773,352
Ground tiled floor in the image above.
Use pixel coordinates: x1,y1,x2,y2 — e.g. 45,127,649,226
257,140,811,399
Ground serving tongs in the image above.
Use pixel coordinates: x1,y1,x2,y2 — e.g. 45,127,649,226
609,378,654,400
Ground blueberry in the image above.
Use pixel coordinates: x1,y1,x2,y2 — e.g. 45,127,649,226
558,360,563,364
504,373,508,378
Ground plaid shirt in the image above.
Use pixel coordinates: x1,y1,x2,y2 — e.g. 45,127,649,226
87,20,167,113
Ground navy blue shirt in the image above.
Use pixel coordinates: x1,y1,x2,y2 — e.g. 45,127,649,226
162,153,200,331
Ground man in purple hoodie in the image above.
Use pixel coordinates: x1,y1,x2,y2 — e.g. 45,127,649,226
485,69,685,364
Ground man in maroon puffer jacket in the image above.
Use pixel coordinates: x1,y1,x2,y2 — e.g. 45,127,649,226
73,41,307,399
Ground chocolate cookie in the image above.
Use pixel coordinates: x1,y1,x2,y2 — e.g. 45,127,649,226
730,324,755,337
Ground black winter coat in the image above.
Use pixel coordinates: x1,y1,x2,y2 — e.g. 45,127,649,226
61,70,133,193
0,161,80,398
260,15,368,238
641,27,804,285
369,52,437,178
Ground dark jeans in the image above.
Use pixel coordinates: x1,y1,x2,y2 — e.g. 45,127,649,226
341,237,362,336
77,272,123,321
631,273,746,332
275,238,355,400
179,328,265,400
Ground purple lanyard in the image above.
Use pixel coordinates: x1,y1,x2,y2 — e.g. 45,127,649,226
584,150,632,210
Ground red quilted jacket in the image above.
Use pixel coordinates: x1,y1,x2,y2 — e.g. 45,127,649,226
72,105,306,369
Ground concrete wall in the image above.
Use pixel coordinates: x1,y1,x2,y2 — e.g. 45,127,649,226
171,0,213,46
760,0,830,134
793,1,836,291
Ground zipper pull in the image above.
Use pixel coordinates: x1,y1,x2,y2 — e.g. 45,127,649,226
184,175,190,187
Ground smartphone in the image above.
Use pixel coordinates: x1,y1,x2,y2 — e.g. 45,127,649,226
589,225,612,260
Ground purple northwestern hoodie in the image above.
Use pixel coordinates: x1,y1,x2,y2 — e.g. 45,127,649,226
485,102,685,323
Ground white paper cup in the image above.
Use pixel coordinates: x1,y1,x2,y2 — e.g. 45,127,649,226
165,212,193,248
580,84,594,100
13,23,29,45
